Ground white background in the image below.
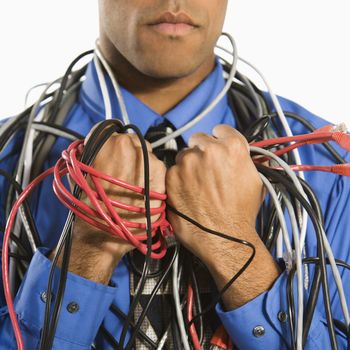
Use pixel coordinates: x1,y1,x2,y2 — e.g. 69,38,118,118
0,1,349,125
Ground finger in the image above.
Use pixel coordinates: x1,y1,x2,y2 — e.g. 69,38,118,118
175,146,203,165
188,132,216,150
213,124,249,151
175,147,189,164
127,134,153,153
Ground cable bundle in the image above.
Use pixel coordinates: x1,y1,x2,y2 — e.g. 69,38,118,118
248,128,350,350
2,120,170,350
54,139,170,259
2,36,350,350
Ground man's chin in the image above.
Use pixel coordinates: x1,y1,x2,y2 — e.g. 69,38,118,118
133,54,206,80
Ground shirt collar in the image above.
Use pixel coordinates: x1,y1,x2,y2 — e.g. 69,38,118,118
79,58,235,143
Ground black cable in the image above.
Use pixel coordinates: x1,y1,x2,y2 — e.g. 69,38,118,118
126,243,174,279
124,245,179,350
39,120,154,349
100,324,119,349
298,178,325,347
288,258,350,348
46,51,93,126
39,120,130,349
256,164,338,350
190,258,204,345
109,304,158,349
0,227,32,258
0,169,41,248
244,115,271,143
115,124,154,350
0,250,30,262
171,311,182,350
167,205,256,327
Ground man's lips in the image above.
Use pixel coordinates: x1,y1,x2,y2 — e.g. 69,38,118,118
148,12,199,36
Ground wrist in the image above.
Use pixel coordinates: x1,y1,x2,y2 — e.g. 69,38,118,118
50,234,125,285
203,230,280,310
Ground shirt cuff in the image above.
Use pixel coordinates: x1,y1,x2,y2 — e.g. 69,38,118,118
216,271,323,350
14,248,116,348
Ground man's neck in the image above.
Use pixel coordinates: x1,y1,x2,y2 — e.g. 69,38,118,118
98,39,216,116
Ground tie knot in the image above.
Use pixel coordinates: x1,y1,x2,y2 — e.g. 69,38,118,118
145,121,185,167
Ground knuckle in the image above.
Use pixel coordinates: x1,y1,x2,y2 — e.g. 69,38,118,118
166,166,178,184
202,143,217,158
227,135,248,152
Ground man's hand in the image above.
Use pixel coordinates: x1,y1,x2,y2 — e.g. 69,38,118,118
51,133,166,285
166,125,280,309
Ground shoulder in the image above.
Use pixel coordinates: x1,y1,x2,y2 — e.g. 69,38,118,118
263,92,336,131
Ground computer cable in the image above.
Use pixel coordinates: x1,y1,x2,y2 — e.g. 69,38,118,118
256,164,338,350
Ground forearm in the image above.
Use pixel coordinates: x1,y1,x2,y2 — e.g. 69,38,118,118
205,228,280,310
50,220,126,285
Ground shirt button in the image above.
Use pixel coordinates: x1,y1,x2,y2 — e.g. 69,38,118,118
40,291,47,303
40,291,54,303
67,302,80,313
278,311,288,323
253,325,265,337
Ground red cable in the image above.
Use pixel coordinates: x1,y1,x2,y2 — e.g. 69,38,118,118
2,140,170,350
252,131,350,152
269,163,350,176
53,140,171,259
2,167,54,350
187,283,202,350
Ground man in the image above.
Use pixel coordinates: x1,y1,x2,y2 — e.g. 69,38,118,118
0,0,349,349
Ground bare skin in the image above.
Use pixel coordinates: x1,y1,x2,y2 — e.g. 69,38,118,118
166,125,280,309
52,0,280,310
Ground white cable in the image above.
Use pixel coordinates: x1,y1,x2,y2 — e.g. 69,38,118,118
281,192,303,350
31,123,79,141
172,255,191,350
260,175,303,350
217,45,309,257
276,229,284,259
24,82,50,108
259,175,292,254
150,32,238,149
9,80,60,292
251,146,350,325
238,56,308,248
93,55,113,120
94,41,131,125
156,325,171,350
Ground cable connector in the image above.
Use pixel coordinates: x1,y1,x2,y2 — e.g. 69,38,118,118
283,250,296,273
332,132,350,152
331,164,350,176
210,325,230,350
313,123,348,134
332,122,348,133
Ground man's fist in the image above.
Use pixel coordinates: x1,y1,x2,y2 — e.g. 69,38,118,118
166,125,279,309
166,124,264,263
53,132,166,284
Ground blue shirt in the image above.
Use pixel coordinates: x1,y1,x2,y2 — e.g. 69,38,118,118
1,59,350,349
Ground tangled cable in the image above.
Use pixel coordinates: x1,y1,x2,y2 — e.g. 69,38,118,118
3,112,350,350
2,120,171,350
54,139,170,259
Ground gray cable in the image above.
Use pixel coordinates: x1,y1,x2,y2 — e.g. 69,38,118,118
172,255,190,350
251,146,350,325
280,191,304,350
31,123,79,141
